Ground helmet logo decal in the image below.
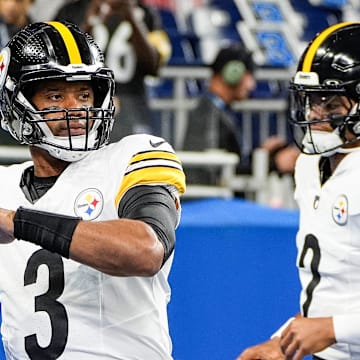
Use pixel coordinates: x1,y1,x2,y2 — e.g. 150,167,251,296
324,79,340,86
74,188,104,220
0,48,10,87
332,195,348,225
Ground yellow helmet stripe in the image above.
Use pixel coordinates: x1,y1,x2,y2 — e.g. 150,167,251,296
302,22,359,72
46,21,82,64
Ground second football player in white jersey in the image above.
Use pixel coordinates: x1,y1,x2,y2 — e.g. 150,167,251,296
238,22,360,360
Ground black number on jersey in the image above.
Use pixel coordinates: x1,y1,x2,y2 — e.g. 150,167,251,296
298,234,321,317
24,249,68,359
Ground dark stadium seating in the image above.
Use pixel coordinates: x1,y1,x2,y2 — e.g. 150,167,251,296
157,0,347,68
290,0,343,40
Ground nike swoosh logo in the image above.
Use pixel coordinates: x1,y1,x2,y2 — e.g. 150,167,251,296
149,139,166,148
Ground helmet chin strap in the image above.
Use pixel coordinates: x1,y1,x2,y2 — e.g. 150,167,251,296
302,101,360,156
36,118,98,162
345,103,360,135
336,102,360,153
36,140,93,162
302,124,360,157
302,128,344,156
336,146,360,154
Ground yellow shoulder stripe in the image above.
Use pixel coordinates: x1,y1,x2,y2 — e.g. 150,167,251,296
130,150,180,165
115,150,186,206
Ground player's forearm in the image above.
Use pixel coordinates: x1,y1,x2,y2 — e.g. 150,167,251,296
69,218,164,276
12,207,164,276
0,208,15,243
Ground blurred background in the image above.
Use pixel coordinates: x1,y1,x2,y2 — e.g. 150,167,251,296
19,0,357,208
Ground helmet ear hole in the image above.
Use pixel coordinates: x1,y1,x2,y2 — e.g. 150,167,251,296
1,118,9,132
352,122,360,135
355,83,360,95
23,122,34,136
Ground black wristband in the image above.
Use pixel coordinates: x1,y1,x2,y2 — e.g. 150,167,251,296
14,207,81,258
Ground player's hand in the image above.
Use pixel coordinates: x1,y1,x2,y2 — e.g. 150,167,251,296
236,337,285,360
280,316,335,360
83,0,137,32
97,0,137,22
0,208,15,243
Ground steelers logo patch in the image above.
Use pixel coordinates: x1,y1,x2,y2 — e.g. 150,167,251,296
0,47,10,88
332,195,348,226
74,188,104,220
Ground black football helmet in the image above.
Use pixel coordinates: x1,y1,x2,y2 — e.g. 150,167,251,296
0,21,115,161
289,22,360,156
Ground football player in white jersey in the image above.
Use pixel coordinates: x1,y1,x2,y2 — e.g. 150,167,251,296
237,22,360,360
55,0,172,140
0,21,185,359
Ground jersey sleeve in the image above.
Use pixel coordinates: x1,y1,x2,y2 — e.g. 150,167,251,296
114,135,186,208
118,185,178,264
333,314,360,345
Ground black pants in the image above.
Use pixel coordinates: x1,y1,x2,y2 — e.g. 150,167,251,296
313,356,326,360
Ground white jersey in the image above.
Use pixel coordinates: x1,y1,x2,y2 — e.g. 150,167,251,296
294,151,360,359
0,134,185,360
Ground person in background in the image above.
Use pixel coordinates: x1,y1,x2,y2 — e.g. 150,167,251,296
0,0,33,47
55,0,172,141
0,0,34,145
27,0,65,22
183,42,297,187
237,21,360,360
0,21,185,359
182,42,256,185
261,135,299,176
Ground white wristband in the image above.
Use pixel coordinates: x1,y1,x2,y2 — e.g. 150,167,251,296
270,317,295,339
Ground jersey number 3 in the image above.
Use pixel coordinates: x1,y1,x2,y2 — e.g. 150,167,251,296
24,249,68,359
298,234,321,317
